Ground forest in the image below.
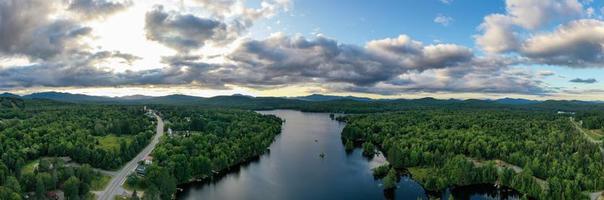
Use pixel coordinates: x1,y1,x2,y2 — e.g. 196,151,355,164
125,106,282,199
3,94,604,199
576,111,604,130
0,97,154,199
340,109,604,199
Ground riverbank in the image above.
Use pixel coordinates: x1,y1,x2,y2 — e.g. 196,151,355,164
175,148,268,191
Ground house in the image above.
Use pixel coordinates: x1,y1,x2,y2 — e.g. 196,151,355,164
143,156,153,165
135,164,147,176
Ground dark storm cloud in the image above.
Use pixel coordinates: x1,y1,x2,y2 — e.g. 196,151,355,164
0,0,92,59
570,78,597,84
146,34,546,95
0,52,226,90
144,6,230,52
326,56,549,95
225,35,394,86
68,0,132,20
0,33,493,93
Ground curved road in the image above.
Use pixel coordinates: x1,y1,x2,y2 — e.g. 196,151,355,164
97,112,164,200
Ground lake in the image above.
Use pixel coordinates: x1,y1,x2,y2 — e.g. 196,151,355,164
176,110,521,200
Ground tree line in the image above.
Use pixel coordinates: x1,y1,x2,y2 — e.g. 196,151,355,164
340,109,604,199
0,101,155,199
128,106,282,199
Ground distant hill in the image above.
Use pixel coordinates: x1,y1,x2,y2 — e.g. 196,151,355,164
0,92,20,98
4,91,604,113
23,92,116,103
294,94,373,102
12,92,206,105
119,95,154,100
493,98,540,105
144,94,206,105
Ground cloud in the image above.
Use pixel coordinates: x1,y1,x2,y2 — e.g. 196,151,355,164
0,1,552,97
224,34,393,87
0,0,93,59
331,56,547,95
68,0,132,20
220,34,474,87
1,33,538,96
439,0,453,4
87,51,141,65
122,34,541,95
475,0,604,68
520,19,604,67
476,0,586,53
192,0,290,18
475,14,520,53
0,51,209,89
365,35,473,71
537,70,555,77
505,0,584,29
434,14,453,26
192,0,290,30
144,6,232,53
570,78,597,83
561,88,604,95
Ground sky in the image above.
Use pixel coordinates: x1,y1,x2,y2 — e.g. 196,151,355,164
1,0,604,100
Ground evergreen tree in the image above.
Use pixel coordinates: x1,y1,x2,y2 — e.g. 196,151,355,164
63,176,80,200
383,169,398,190
35,177,45,200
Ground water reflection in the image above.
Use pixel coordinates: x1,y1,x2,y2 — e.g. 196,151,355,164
176,110,522,200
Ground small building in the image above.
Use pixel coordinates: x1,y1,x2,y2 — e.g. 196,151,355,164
46,190,64,200
135,164,147,176
143,156,153,165
557,111,576,115
168,128,174,137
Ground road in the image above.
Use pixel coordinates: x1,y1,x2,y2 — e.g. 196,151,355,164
97,112,164,200
469,158,548,190
569,117,604,156
590,191,604,200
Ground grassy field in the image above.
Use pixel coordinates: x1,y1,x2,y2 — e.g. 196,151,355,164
407,167,431,181
91,174,112,191
20,160,38,174
587,129,604,141
96,134,133,151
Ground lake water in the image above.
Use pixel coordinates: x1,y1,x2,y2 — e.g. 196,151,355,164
176,110,521,200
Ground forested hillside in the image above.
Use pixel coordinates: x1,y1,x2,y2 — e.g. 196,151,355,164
126,107,283,199
0,99,154,199
12,92,604,114
340,110,604,199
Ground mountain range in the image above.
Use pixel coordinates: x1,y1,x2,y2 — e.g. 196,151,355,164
1,91,602,106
